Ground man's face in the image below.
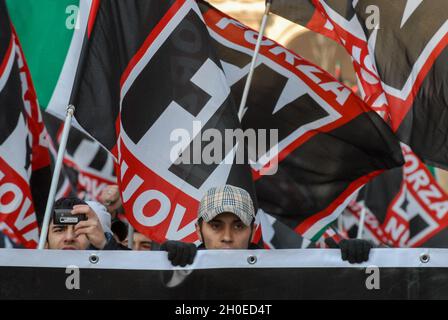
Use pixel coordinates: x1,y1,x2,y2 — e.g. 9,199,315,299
47,220,90,250
123,232,152,250
196,212,252,249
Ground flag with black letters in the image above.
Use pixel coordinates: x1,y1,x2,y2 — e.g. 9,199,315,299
63,0,403,242
359,144,448,247
0,0,51,248
68,0,256,243
43,112,116,202
199,1,404,240
271,0,448,169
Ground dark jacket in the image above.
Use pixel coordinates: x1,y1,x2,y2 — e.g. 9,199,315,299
89,232,131,251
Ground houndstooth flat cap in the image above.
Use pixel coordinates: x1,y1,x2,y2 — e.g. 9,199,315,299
198,185,255,226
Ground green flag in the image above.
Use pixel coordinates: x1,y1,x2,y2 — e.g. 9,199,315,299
6,0,92,118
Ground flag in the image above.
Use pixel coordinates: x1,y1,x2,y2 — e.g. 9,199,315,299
47,132,76,201
0,1,51,248
199,1,404,240
270,0,448,168
256,209,311,249
360,144,448,247
66,0,257,242
344,200,392,245
7,0,112,201
6,0,95,117
43,112,116,201
0,228,22,248
9,0,404,242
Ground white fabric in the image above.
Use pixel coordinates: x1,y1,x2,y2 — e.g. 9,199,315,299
85,201,112,234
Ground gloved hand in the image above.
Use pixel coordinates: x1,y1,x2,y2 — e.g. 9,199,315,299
160,241,197,267
325,238,373,264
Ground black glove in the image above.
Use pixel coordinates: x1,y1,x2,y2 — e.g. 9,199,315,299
325,238,373,264
160,241,197,267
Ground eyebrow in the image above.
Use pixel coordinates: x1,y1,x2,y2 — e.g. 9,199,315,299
210,218,243,224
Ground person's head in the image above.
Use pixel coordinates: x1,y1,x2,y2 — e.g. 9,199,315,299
47,198,111,250
111,218,128,243
123,231,153,251
47,197,90,250
196,185,256,249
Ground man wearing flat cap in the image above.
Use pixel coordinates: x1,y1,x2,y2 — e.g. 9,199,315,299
161,185,258,266
195,184,258,250
161,184,372,266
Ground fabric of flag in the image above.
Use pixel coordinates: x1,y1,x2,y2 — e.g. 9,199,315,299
46,130,77,202
0,228,22,248
199,1,404,240
7,0,111,201
0,0,51,248
256,209,312,249
9,0,404,242
359,144,448,247
343,200,391,246
43,112,116,202
270,0,448,169
6,0,94,117
67,0,257,242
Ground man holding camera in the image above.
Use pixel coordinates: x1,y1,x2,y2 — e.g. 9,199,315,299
46,197,128,250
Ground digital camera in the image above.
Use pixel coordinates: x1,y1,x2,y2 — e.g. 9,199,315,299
53,209,87,225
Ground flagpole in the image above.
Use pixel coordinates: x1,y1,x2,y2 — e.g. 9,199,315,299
127,223,134,249
357,206,366,239
38,105,75,249
237,0,272,121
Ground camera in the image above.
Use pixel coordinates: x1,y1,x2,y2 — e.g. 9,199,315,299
53,209,87,225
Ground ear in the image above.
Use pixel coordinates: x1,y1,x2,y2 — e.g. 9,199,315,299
195,222,202,243
44,242,49,249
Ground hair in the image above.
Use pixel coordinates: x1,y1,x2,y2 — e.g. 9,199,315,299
50,197,87,226
54,197,87,210
111,219,128,242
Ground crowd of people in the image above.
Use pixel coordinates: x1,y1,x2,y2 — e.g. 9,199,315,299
45,184,373,266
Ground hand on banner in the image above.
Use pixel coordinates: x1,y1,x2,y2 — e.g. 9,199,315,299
160,241,197,267
72,205,107,249
325,238,373,264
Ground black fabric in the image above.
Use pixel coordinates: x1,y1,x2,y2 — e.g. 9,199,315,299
72,0,175,150
396,47,448,169
270,0,448,168
69,0,258,243
0,3,52,247
0,0,11,66
3,253,448,299
198,1,404,238
102,237,130,251
356,152,448,248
